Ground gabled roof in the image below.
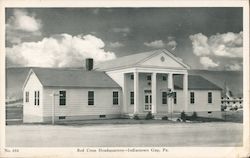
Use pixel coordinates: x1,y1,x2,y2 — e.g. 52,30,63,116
23,68,120,88
174,75,222,90
95,49,190,70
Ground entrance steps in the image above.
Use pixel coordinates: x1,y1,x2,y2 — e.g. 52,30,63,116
121,112,182,120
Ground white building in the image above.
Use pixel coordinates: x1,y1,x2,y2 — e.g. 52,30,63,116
23,49,222,123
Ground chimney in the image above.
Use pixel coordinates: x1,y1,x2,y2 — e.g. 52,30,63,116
85,58,93,71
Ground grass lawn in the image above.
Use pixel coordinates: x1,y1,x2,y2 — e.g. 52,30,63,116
6,122,242,147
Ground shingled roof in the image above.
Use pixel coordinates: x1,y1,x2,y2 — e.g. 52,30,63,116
24,68,120,88
174,75,222,90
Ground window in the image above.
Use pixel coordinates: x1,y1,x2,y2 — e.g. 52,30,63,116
173,92,177,104
190,92,195,104
163,76,167,81
147,75,151,81
162,92,167,104
208,92,212,104
88,91,94,105
59,91,66,106
34,91,39,106
25,91,29,103
113,91,119,105
130,74,134,80
34,91,36,105
99,115,106,118
130,92,134,105
59,116,66,119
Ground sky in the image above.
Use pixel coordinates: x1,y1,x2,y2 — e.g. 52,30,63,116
5,8,243,70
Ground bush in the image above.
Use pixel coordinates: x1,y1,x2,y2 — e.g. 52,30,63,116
133,114,140,120
162,116,168,120
145,112,154,120
180,111,186,122
221,105,227,111
191,111,198,120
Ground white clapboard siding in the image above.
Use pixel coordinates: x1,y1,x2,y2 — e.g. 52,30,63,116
174,90,221,112
43,88,122,117
187,90,221,112
23,72,43,122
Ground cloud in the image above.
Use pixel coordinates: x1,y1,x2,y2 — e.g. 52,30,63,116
144,40,165,48
209,32,243,58
6,9,42,44
189,33,210,56
109,42,124,48
112,27,130,33
144,38,177,50
6,34,116,67
200,57,219,68
226,63,242,71
112,27,130,36
189,32,243,58
190,31,243,70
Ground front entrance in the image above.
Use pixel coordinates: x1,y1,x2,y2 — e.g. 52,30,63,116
144,91,152,111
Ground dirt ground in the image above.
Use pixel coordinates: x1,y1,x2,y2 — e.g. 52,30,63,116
6,122,242,147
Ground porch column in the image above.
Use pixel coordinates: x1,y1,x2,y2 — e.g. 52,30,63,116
183,73,188,112
151,72,157,114
134,71,139,114
168,73,173,113
122,73,128,113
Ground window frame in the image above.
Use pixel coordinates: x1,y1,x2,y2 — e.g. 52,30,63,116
34,91,40,106
130,74,134,80
113,91,119,105
88,91,94,106
208,92,212,104
162,75,167,81
59,90,66,106
162,91,167,104
190,92,195,104
147,75,151,81
173,92,177,104
34,91,36,105
25,91,29,103
130,91,134,105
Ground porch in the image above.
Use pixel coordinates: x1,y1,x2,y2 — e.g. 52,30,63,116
121,67,188,116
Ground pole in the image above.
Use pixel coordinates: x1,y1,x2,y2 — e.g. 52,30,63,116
52,91,55,125
171,97,172,120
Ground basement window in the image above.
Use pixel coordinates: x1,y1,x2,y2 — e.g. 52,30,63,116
208,111,212,114
59,116,66,119
99,115,106,118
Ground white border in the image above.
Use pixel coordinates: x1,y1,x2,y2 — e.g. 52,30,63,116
0,0,249,158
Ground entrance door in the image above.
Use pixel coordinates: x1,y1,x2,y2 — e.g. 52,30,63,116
144,93,152,111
